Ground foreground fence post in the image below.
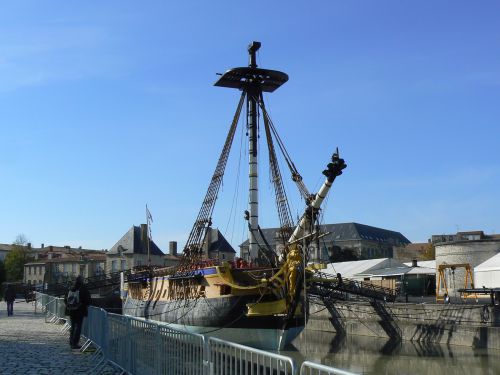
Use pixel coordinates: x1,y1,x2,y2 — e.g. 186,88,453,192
103,308,109,359
203,336,211,375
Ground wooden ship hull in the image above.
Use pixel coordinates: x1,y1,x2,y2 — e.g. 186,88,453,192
123,265,305,349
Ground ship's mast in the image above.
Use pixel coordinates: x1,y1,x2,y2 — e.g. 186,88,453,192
215,41,288,263
247,42,261,262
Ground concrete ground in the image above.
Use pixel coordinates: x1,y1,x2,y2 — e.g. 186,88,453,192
0,300,120,375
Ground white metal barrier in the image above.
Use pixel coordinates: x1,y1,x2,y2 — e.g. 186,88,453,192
300,361,358,375
208,336,295,375
35,292,358,375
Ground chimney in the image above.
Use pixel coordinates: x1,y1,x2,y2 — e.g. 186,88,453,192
412,259,418,267
140,224,148,249
205,228,213,249
41,243,44,248
169,241,177,256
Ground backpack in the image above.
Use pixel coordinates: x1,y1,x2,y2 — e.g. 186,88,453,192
67,289,81,311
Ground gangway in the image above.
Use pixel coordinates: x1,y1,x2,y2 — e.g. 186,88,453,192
309,271,398,302
308,271,401,342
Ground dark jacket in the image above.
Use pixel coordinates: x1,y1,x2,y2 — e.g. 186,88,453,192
65,280,91,317
4,286,16,303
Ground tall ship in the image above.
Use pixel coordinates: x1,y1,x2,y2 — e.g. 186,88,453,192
122,42,347,350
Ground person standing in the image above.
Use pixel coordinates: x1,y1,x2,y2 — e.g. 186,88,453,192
4,284,16,316
65,276,91,349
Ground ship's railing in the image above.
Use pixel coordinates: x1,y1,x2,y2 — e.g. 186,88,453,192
35,292,358,375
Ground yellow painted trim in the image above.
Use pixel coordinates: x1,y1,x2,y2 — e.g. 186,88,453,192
214,265,287,291
247,299,287,316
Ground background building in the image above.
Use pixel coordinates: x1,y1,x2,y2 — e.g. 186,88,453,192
239,222,410,262
324,258,435,296
0,244,14,261
164,241,181,267
23,246,106,287
202,228,236,262
106,224,165,272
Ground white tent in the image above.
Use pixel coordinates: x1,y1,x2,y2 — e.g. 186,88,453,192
324,258,404,280
475,253,500,288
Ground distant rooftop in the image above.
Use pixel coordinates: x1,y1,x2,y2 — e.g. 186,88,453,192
432,231,500,244
239,222,410,247
207,228,236,254
108,225,164,256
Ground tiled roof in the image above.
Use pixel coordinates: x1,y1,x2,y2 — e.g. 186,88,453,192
0,244,14,251
239,223,410,247
324,258,403,277
108,225,164,256
403,260,436,269
208,229,236,254
164,254,181,260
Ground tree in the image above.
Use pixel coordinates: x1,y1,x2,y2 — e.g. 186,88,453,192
0,259,5,283
4,234,29,282
422,243,435,260
0,259,6,297
328,246,360,263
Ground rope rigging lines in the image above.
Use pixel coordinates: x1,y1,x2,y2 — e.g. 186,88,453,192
180,92,246,269
258,94,295,245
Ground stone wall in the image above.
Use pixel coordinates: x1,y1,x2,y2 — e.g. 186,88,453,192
307,300,500,349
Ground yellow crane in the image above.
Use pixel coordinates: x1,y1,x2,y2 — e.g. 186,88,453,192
436,263,477,303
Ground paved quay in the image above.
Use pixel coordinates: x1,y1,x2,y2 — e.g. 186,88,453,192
0,300,120,375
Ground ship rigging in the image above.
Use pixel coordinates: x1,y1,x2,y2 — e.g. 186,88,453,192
122,41,347,350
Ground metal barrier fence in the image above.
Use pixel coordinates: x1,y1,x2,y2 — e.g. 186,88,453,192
35,292,357,375
209,336,295,375
300,361,358,375
82,306,108,352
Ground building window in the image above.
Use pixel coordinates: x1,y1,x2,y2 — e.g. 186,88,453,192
121,260,126,270
95,263,104,275
112,260,118,272
28,267,31,275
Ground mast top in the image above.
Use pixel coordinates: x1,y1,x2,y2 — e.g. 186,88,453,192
248,41,261,68
214,41,288,93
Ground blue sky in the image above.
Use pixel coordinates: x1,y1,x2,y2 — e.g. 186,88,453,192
1,1,499,252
